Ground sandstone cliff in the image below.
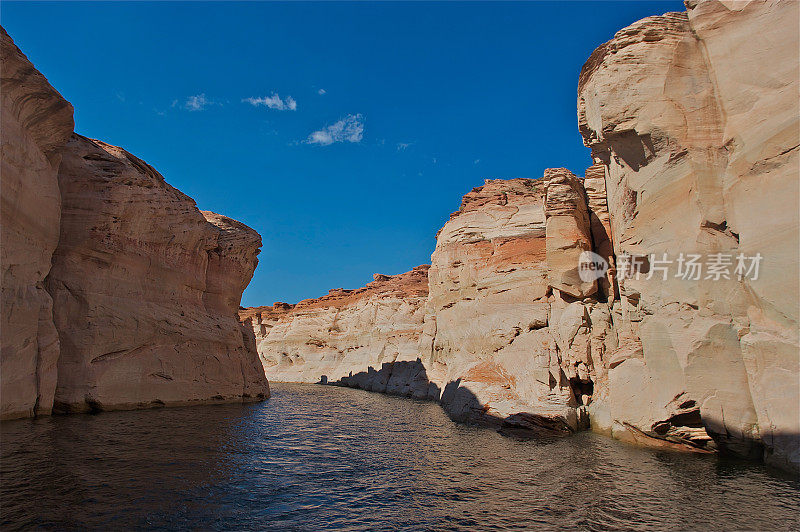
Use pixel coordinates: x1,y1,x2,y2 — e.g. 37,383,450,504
0,28,268,418
240,0,798,471
47,135,268,413
243,175,614,433
425,174,602,430
1,27,73,419
240,266,431,395
578,0,799,471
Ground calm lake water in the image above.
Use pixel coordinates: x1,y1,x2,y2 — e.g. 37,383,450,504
1,383,798,531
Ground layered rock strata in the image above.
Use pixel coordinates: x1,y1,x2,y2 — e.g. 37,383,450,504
241,0,798,472
424,174,606,429
0,28,268,419
244,174,614,433
240,266,431,395
578,0,799,471
48,135,268,413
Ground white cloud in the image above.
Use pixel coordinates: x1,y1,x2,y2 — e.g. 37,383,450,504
474,159,481,164
306,114,364,145
318,88,326,95
242,93,297,110
185,94,209,111
396,142,412,151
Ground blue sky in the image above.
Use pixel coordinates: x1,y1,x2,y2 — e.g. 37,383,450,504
2,1,684,307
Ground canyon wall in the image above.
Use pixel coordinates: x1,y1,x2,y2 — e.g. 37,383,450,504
0,27,74,418
241,0,798,471
240,266,433,396
47,135,268,413
0,28,268,419
578,0,799,472
424,174,610,431
244,175,615,433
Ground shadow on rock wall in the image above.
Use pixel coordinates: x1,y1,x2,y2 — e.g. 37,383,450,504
322,359,798,466
324,360,576,441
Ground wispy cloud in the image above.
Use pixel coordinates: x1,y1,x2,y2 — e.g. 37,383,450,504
242,93,297,111
306,114,364,145
318,88,326,95
185,94,209,111
474,158,481,164
396,142,414,151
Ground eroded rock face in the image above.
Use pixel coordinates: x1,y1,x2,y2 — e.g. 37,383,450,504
578,0,799,470
243,177,614,434
1,27,268,417
423,175,620,432
543,168,596,298
0,28,73,419
240,266,431,395
428,178,576,426
239,0,797,471
46,135,268,412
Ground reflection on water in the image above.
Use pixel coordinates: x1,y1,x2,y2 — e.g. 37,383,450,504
2,383,798,531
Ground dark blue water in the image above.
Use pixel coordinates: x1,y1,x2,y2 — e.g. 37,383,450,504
2,383,798,531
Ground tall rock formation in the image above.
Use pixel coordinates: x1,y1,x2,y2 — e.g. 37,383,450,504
425,176,603,429
244,176,614,433
1,27,73,419
241,0,798,472
47,135,268,412
0,28,268,418
578,0,799,470
240,266,431,396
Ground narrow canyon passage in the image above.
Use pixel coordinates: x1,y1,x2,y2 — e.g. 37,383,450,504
2,384,798,531
1,1,798,530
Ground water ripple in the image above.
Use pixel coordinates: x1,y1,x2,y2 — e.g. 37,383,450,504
1,383,798,531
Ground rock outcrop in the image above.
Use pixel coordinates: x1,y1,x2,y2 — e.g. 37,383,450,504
240,266,431,395
1,27,73,419
241,0,798,471
578,0,799,471
0,28,268,419
424,175,600,429
244,175,613,433
47,135,268,413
